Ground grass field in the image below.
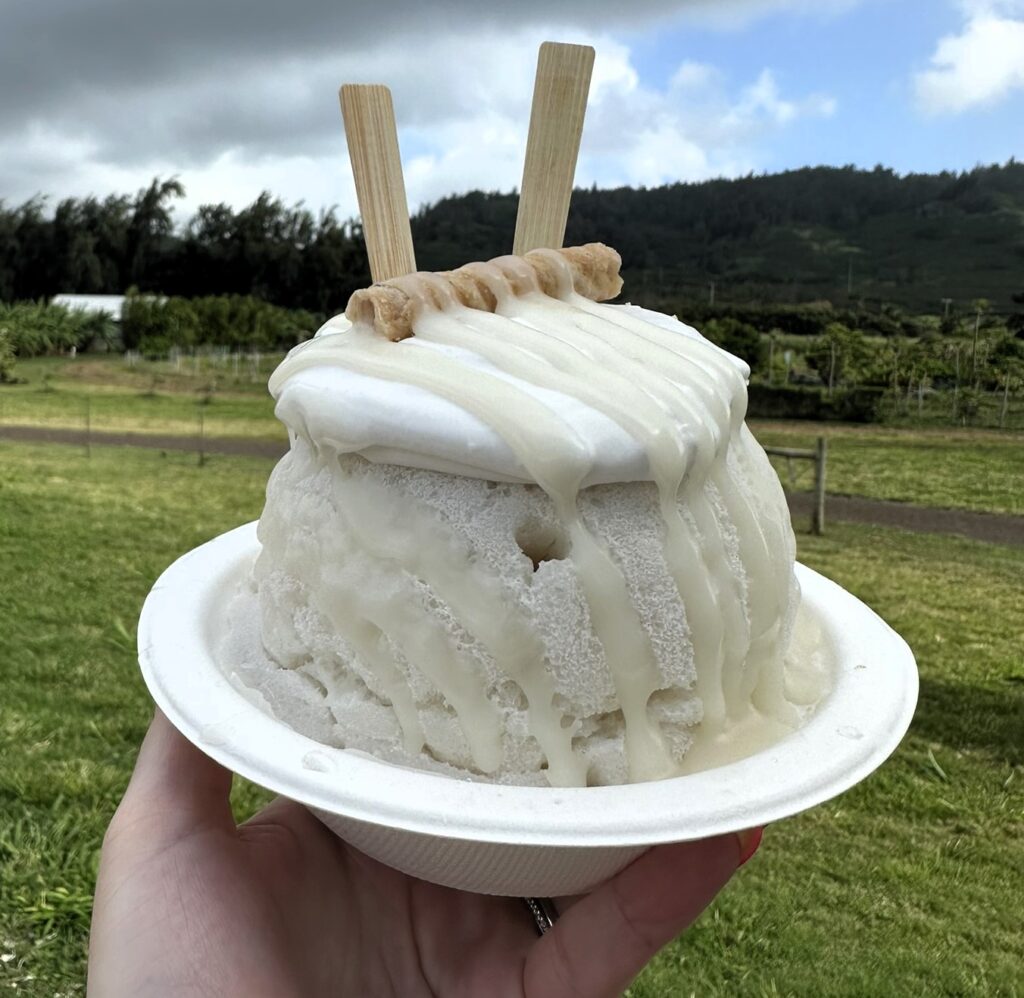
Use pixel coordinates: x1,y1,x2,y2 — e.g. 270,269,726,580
1,442,1021,995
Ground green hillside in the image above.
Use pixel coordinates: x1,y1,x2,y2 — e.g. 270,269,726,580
412,163,1024,314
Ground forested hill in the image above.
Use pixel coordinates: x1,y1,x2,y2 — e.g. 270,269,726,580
2,162,1023,316
414,163,1024,313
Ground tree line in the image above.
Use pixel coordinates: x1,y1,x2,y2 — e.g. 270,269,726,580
0,179,370,315
3,162,1024,314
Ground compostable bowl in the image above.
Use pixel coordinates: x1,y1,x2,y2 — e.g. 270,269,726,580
138,522,918,897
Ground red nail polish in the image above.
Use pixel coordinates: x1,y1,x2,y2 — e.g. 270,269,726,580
736,826,764,867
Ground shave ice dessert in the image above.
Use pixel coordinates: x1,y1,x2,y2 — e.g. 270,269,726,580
222,243,830,788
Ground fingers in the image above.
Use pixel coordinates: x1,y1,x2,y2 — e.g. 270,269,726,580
239,794,337,846
240,794,312,829
116,708,235,835
523,834,743,998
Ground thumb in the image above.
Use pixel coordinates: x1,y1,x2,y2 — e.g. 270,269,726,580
523,833,746,998
115,708,235,838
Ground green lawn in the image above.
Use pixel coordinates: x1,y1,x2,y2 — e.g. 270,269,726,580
1,442,1021,995
632,524,1023,997
0,444,278,995
751,420,1024,516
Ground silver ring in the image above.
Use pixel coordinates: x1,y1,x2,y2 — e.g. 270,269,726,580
523,897,559,936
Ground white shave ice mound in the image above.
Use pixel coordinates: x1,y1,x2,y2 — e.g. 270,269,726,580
222,245,831,787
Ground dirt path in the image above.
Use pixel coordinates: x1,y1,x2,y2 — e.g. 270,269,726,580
786,491,1023,547
0,423,286,459
4,424,1022,547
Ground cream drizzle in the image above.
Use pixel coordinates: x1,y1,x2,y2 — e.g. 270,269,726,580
267,260,803,784
322,464,589,786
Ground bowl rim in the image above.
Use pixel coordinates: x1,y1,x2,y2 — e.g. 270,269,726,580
138,521,918,848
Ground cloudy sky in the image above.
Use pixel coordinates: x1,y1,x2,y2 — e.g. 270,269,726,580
3,0,1023,220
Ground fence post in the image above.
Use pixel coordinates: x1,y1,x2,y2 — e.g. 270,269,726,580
84,396,92,459
812,436,827,535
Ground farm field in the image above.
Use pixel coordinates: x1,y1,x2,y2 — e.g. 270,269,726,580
752,421,1024,516
1,441,1022,995
3,354,1022,516
0,355,284,441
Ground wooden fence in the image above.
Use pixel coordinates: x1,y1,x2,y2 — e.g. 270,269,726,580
763,437,827,534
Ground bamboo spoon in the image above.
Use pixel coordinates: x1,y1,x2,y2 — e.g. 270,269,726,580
339,84,417,282
513,42,595,255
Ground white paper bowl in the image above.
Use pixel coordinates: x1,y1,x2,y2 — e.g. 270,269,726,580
138,522,918,897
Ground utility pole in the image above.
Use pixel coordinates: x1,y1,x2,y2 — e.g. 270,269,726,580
971,306,982,384
952,343,961,421
708,280,716,306
941,298,953,320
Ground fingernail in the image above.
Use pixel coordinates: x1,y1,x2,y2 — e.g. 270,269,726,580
736,827,764,867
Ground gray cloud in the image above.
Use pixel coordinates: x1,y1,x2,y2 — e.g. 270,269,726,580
3,0,680,123
0,0,686,197
0,0,853,211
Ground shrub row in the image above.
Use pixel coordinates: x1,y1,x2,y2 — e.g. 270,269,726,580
122,293,322,354
0,327,14,382
747,384,887,422
674,301,921,339
0,301,118,357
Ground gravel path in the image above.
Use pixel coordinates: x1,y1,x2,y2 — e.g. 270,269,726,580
4,424,1022,547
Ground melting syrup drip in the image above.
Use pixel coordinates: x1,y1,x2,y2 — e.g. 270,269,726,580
267,255,800,785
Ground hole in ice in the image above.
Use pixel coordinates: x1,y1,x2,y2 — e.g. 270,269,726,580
515,520,569,571
495,680,527,711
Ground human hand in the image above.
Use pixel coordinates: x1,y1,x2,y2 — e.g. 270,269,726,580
89,711,759,997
